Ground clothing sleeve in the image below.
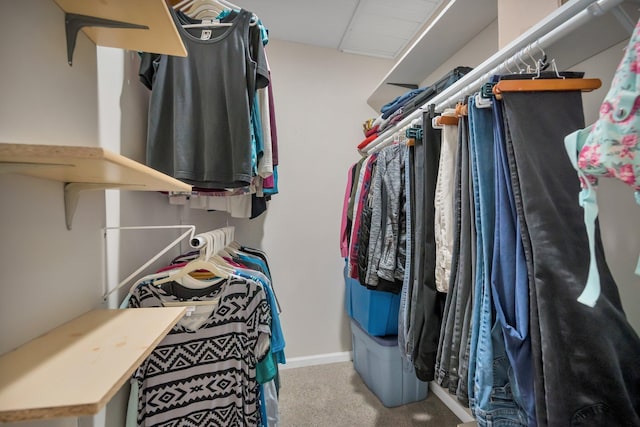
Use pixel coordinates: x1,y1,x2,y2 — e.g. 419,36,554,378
377,145,404,282
138,52,161,90
365,149,387,287
255,289,272,362
249,24,269,90
257,88,274,178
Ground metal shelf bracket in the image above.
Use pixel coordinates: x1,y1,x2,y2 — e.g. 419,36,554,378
65,13,149,66
64,182,131,230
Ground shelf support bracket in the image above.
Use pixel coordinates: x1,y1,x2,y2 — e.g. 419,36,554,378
64,182,132,230
65,13,149,66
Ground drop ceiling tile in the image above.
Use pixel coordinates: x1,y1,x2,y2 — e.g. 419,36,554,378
349,13,421,39
231,0,445,59
234,0,360,49
340,0,445,58
341,32,410,57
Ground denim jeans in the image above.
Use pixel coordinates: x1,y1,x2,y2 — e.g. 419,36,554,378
453,114,474,404
491,91,536,426
436,114,474,403
468,95,527,426
399,143,414,361
501,90,640,427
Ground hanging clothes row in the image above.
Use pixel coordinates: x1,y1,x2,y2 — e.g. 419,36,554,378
123,227,285,427
342,58,640,425
139,0,280,219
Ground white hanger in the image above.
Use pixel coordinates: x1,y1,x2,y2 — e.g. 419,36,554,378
179,0,232,27
152,229,236,288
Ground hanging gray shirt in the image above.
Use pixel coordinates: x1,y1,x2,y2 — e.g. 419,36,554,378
140,9,269,189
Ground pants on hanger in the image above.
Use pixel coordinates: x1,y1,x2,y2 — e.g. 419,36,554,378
435,113,474,402
502,90,640,426
493,89,536,426
467,95,528,426
399,143,415,361
406,118,426,363
410,111,446,381
452,114,475,404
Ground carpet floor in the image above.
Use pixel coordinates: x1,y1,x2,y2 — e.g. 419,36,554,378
277,361,462,426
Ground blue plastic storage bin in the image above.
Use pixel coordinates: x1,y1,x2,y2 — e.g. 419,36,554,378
343,259,400,336
351,320,428,407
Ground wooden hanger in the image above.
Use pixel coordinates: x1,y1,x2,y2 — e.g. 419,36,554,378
492,78,601,100
455,102,468,116
435,115,459,126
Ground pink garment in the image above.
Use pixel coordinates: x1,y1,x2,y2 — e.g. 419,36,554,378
340,164,356,258
156,262,188,273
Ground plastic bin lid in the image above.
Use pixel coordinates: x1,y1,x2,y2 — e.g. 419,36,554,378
352,319,398,347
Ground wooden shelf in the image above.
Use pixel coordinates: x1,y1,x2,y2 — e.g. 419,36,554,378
368,0,497,111
0,142,192,229
52,0,187,64
0,307,186,422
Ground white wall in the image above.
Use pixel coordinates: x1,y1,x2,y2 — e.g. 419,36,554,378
247,40,393,357
0,0,102,356
420,19,499,89
0,1,105,426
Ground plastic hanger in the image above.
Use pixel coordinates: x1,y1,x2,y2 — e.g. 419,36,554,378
152,231,233,288
179,0,232,27
152,253,231,287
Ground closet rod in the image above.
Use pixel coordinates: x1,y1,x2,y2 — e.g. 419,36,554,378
362,0,623,155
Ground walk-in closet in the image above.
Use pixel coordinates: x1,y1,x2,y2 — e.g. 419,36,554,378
1,0,639,426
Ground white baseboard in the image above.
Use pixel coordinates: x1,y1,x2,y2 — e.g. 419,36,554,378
429,382,475,423
280,351,352,370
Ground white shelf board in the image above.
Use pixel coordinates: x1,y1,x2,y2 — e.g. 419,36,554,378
429,382,475,423
0,308,186,422
368,0,498,110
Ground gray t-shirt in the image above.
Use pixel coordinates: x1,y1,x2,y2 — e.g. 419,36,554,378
140,9,269,189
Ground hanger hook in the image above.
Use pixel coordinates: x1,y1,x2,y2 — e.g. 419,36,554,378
535,40,548,69
504,56,515,74
550,58,565,79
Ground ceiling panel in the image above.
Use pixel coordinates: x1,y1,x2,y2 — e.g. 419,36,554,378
233,0,360,49
340,0,444,58
232,0,444,59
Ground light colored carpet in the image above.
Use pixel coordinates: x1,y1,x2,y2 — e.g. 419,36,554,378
277,362,462,426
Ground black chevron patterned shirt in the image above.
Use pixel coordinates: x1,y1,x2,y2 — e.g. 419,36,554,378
129,276,271,426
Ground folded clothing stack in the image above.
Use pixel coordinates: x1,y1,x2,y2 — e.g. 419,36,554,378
358,66,473,150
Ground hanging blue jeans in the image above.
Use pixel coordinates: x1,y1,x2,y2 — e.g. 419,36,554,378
501,90,640,426
467,95,528,426
491,89,536,426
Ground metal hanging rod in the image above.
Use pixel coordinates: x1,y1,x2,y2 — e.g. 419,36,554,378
363,0,625,155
